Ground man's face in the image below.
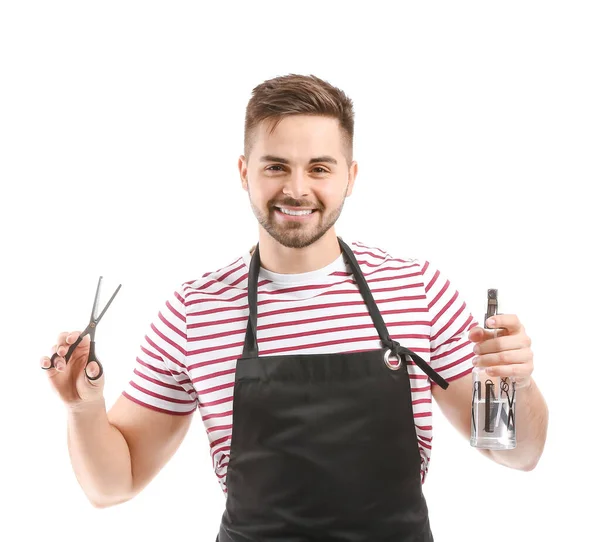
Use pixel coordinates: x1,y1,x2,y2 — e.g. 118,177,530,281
239,115,358,249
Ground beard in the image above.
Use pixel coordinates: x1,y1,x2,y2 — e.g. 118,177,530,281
249,187,348,249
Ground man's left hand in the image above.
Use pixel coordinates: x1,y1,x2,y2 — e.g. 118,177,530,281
468,314,534,389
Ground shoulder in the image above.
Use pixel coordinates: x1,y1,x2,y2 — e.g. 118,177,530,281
173,250,251,303
346,238,424,276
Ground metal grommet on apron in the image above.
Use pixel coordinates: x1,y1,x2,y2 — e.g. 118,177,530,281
383,348,402,370
217,237,449,542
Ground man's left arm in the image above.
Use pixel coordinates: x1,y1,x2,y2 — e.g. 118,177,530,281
432,314,549,471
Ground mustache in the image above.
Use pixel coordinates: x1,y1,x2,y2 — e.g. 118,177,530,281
271,199,320,209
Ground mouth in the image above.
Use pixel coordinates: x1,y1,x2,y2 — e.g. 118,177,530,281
273,206,318,220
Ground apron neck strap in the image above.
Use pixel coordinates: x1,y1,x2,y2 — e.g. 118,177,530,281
242,237,395,358
240,237,449,389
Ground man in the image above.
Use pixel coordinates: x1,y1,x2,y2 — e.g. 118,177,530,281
41,74,548,541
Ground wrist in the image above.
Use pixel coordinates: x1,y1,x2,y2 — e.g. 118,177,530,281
516,376,533,391
65,397,106,415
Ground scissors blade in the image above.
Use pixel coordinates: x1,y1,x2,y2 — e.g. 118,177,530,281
94,283,122,325
91,276,103,321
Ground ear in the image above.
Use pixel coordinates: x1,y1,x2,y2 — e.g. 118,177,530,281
345,161,358,197
239,155,249,192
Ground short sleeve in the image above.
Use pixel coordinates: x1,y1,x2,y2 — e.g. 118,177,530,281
122,286,198,415
420,260,480,384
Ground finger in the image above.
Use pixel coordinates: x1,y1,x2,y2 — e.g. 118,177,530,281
65,332,76,345
49,347,70,371
48,349,65,371
57,331,87,358
47,344,61,364
473,347,534,367
66,332,90,356
40,356,53,369
485,362,533,379
65,331,85,345
53,355,67,372
485,314,523,335
474,334,529,356
469,326,508,343
54,331,70,357
41,354,66,375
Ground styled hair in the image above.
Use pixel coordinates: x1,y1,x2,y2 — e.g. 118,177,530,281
244,74,355,165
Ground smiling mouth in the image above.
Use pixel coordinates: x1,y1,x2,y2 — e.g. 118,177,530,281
274,207,317,217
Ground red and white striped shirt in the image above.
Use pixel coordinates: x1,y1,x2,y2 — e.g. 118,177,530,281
122,240,479,492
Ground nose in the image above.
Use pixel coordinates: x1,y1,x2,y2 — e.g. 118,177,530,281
282,169,310,199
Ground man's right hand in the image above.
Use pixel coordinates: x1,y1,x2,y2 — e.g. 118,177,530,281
40,329,194,508
41,331,105,408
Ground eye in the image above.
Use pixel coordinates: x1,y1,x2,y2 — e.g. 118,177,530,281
312,167,328,174
266,165,285,172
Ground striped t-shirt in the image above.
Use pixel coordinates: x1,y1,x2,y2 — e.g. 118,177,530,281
122,239,480,493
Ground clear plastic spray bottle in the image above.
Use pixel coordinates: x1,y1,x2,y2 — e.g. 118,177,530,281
470,289,517,450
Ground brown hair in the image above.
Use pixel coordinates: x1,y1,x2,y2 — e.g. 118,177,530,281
244,74,355,165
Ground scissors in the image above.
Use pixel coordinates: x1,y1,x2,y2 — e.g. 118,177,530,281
44,276,121,381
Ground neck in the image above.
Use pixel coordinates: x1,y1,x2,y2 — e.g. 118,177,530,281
253,229,342,274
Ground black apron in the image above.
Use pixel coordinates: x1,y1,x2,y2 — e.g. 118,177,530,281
217,237,449,542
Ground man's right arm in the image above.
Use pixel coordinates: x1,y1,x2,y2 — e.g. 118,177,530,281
67,394,194,508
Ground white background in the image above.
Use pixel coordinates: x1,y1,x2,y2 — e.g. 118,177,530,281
1,1,598,540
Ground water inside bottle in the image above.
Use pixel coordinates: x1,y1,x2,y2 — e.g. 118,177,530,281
470,396,516,450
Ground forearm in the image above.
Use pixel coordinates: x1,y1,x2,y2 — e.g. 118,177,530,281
486,377,548,471
66,398,133,508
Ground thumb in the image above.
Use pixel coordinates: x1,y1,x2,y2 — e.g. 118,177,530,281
86,361,102,381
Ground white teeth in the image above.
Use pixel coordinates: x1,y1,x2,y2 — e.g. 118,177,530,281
279,208,313,216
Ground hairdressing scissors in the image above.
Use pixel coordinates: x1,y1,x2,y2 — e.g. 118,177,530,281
43,276,121,381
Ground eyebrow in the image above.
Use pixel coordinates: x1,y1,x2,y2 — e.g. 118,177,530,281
259,155,338,165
